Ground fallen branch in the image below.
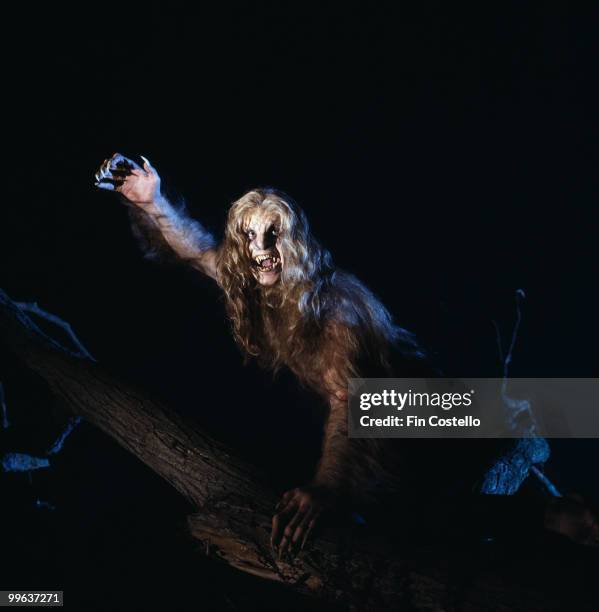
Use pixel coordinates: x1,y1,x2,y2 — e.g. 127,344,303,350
0,288,592,610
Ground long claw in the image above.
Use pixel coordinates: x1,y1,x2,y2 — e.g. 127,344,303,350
271,512,284,549
292,508,317,551
278,536,290,559
271,496,297,548
300,518,317,551
95,181,115,191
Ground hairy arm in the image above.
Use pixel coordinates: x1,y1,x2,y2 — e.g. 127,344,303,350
315,324,394,497
272,321,394,556
128,196,218,279
314,395,353,490
95,153,218,280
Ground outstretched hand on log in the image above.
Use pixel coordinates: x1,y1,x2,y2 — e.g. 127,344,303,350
94,153,161,210
271,484,336,558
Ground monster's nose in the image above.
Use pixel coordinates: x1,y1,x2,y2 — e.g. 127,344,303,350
256,232,276,251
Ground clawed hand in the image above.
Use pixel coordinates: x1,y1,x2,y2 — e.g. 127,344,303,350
94,153,160,208
271,484,336,558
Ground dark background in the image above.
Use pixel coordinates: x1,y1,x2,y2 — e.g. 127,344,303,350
1,2,597,610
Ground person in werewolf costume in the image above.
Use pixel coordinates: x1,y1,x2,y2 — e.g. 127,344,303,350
95,153,598,555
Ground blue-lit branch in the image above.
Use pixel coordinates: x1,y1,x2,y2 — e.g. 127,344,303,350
15,301,95,361
483,289,560,497
1,302,90,504
1,453,50,472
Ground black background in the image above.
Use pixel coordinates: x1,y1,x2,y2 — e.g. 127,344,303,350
1,2,597,610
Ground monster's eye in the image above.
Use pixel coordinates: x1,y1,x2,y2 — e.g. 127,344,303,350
246,229,256,240
271,227,279,237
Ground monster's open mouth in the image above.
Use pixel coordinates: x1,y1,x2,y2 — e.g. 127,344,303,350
253,253,281,273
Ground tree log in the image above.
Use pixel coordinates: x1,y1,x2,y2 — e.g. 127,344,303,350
0,289,593,611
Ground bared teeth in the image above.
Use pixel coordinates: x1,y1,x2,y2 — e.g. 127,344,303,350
254,254,279,265
253,254,280,271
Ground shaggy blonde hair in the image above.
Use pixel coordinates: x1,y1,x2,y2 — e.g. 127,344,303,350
215,188,421,392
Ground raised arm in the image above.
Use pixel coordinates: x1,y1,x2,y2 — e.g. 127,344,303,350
94,153,218,280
